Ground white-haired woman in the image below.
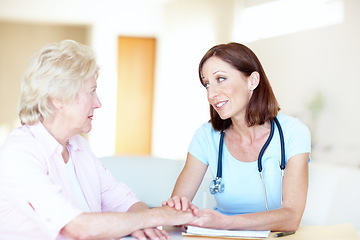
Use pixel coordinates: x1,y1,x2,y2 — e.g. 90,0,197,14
0,40,197,240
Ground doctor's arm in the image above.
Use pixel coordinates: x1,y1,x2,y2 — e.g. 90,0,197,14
188,152,309,232
162,152,208,214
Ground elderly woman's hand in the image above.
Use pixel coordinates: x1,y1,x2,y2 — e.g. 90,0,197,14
131,227,169,240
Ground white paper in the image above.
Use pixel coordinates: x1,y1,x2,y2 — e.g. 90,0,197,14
185,226,270,239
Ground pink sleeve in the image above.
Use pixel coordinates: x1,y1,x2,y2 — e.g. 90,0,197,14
94,157,140,212
67,135,141,213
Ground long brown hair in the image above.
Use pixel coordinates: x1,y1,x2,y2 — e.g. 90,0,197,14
198,42,280,131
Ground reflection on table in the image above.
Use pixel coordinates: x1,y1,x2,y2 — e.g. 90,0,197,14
121,224,359,240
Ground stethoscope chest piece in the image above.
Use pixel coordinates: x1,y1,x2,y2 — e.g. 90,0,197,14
209,177,224,195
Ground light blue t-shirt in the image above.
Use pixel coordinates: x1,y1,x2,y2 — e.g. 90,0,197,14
188,114,311,215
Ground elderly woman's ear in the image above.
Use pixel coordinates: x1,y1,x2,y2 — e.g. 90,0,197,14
50,98,63,110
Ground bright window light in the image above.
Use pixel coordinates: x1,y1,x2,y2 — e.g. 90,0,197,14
233,0,344,43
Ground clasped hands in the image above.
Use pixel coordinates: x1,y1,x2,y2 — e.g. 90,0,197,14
162,196,222,229
130,197,221,240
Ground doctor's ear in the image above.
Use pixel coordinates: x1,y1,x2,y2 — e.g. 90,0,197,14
248,72,260,91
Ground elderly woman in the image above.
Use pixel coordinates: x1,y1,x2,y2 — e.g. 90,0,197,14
0,40,197,240
163,42,311,232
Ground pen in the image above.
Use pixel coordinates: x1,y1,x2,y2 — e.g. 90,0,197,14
274,231,295,238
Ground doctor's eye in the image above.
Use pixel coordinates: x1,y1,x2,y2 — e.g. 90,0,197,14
203,82,209,89
217,77,227,82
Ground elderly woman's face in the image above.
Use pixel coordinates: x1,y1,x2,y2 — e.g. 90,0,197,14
201,56,254,120
63,76,101,135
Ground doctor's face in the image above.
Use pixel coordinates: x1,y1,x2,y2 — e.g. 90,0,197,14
201,56,253,120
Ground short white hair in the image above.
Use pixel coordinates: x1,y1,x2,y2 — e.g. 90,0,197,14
18,40,99,125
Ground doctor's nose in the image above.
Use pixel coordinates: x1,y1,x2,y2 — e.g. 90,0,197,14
207,85,220,100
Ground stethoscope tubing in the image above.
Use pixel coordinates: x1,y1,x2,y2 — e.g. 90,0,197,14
210,116,286,210
216,131,225,179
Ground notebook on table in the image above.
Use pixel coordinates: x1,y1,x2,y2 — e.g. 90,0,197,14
183,226,270,239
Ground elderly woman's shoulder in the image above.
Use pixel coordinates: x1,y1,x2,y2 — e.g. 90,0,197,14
0,125,42,163
0,125,32,147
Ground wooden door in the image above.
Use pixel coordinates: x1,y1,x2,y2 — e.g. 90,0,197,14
115,36,156,155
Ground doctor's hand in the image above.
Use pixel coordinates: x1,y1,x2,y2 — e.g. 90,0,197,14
162,196,199,216
187,208,225,229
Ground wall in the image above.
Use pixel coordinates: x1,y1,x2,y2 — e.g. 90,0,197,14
152,0,360,167
0,21,89,143
245,0,360,167
0,0,359,168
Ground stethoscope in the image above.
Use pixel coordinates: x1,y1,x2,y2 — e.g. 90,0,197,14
209,117,285,211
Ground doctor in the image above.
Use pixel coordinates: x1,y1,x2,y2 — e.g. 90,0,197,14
163,42,311,232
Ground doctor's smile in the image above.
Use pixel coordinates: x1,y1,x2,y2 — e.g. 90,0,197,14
214,100,227,109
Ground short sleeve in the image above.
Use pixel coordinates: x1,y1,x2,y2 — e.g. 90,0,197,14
280,115,311,162
188,123,212,165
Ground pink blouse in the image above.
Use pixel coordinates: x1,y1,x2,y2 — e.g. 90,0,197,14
0,122,140,239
